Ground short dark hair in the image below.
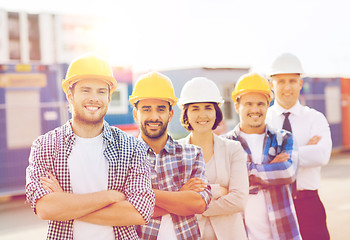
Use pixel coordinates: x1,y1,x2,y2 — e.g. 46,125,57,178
134,101,172,111
236,94,270,105
180,102,223,131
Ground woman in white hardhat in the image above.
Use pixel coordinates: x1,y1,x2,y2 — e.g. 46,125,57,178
177,77,249,240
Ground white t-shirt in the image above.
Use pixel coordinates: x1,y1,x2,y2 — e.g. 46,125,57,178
240,132,273,240
155,153,177,240
157,214,177,240
155,152,177,240
68,134,114,240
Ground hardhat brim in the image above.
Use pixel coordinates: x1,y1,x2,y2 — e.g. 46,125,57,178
232,90,273,103
269,71,304,77
129,96,178,107
62,74,117,94
177,99,224,109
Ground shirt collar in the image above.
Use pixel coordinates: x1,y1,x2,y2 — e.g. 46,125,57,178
138,134,174,154
63,120,113,143
233,124,273,137
273,100,302,116
101,121,113,142
63,120,75,143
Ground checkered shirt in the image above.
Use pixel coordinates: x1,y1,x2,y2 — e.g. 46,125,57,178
136,136,212,240
223,125,302,240
25,120,155,240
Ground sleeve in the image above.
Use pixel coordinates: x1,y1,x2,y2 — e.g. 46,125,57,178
298,111,332,168
190,149,213,209
124,141,155,224
248,132,298,187
203,146,248,216
25,137,52,213
209,184,223,200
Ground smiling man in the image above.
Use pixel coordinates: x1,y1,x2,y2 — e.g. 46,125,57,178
25,54,155,240
266,53,332,240
224,73,301,240
129,72,212,240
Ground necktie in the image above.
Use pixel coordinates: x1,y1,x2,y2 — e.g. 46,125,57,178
282,112,292,133
282,112,298,198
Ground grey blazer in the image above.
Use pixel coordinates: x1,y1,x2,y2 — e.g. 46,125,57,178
178,133,249,240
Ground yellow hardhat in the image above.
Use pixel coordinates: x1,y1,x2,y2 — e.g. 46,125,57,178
232,73,273,103
129,71,178,107
62,54,117,94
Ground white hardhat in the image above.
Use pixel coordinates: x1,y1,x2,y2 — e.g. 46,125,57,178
178,77,224,108
269,53,304,76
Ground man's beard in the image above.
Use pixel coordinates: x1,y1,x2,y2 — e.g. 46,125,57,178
72,107,106,126
141,120,168,139
248,123,263,128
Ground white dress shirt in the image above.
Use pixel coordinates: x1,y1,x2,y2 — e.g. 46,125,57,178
266,100,332,190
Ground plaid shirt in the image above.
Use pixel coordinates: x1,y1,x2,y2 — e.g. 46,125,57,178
224,125,301,240
26,121,155,240
136,136,212,240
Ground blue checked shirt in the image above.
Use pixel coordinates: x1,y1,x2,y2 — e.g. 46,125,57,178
26,121,155,240
224,125,301,240
136,136,212,240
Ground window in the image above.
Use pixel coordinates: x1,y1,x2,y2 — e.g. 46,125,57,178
8,12,20,60
222,82,239,128
6,90,41,149
107,82,128,114
28,14,41,61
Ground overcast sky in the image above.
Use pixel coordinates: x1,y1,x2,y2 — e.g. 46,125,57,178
1,0,350,76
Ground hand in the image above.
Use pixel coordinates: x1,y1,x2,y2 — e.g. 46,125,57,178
40,172,63,192
307,135,321,145
107,190,126,203
220,186,228,196
270,152,290,163
180,178,207,192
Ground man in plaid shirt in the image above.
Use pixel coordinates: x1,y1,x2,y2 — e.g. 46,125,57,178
129,72,212,240
25,54,155,240
224,73,301,240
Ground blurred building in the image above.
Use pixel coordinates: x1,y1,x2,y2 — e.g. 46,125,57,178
0,9,133,197
0,9,106,64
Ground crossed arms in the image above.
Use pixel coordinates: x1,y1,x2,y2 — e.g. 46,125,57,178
298,112,332,168
26,138,154,227
151,150,212,218
247,133,298,187
152,179,208,218
36,172,145,226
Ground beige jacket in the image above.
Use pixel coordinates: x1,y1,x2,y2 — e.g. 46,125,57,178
178,134,249,240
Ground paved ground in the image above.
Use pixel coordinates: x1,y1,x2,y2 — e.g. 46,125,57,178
318,152,350,240
0,152,349,239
